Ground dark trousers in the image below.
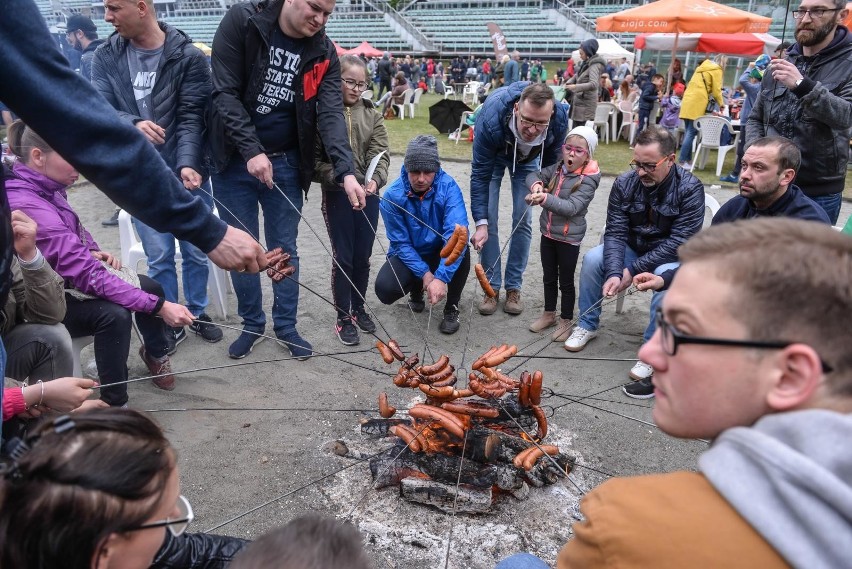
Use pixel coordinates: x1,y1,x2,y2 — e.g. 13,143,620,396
2,323,73,381
540,236,580,319
375,248,471,311
62,275,169,406
376,77,392,99
321,190,380,318
731,123,747,176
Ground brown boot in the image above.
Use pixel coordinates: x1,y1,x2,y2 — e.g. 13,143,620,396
139,346,175,391
529,311,557,332
478,292,499,315
504,289,524,315
551,317,573,342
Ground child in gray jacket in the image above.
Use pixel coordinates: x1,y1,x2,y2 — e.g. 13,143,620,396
525,126,601,342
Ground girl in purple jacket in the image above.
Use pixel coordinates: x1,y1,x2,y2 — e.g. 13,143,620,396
4,121,195,406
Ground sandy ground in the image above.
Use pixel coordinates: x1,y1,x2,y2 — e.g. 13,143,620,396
67,161,850,568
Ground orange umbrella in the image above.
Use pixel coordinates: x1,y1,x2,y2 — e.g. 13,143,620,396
596,0,771,34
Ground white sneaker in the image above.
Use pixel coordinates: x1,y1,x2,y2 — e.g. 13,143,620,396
629,360,654,381
564,327,597,352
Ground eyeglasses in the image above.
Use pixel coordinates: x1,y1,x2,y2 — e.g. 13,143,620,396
629,156,670,173
562,144,587,155
792,7,840,19
129,495,194,537
341,78,368,91
517,114,550,130
654,308,833,372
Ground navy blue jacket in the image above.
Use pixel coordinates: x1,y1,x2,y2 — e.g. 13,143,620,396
660,184,830,289
470,82,569,222
712,184,830,225
604,165,705,280
0,0,227,261
92,23,210,177
638,81,659,111
380,166,469,283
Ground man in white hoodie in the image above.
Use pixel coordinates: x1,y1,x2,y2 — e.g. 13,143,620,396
551,217,852,567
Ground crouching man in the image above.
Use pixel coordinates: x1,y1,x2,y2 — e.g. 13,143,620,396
375,136,470,334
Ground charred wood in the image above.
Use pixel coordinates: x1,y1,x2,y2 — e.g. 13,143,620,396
400,478,493,514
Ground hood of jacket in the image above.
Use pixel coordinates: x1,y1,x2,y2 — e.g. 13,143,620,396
82,38,105,55
700,410,852,569
103,21,192,64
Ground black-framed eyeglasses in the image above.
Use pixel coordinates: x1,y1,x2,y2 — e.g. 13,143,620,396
792,7,840,19
629,156,669,173
128,495,194,537
654,308,833,373
341,78,368,91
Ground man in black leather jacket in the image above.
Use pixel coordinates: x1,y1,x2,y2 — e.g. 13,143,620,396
152,530,249,569
747,0,852,224
564,127,704,397
209,0,363,361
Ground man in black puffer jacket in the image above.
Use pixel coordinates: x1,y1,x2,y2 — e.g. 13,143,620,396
565,127,704,397
747,0,852,224
92,0,223,350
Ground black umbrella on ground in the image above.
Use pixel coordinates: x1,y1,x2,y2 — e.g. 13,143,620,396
429,99,473,134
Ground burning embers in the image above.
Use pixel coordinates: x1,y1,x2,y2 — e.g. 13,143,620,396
362,342,575,513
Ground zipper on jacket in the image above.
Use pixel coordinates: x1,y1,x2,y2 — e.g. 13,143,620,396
345,107,353,149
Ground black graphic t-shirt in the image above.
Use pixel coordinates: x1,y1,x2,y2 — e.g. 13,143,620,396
251,28,305,153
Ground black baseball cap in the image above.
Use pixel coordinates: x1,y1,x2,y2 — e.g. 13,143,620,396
65,14,97,33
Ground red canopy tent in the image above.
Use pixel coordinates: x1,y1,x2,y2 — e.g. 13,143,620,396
332,41,347,55
344,41,383,58
634,32,782,55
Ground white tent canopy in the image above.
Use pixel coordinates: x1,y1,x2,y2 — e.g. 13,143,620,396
571,39,634,64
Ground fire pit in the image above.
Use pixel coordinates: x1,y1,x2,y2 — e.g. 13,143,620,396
355,342,576,513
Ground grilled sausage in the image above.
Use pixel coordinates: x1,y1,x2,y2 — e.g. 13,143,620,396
387,340,405,361
522,444,560,471
439,224,461,258
420,355,450,376
378,392,396,418
408,404,466,438
441,401,500,419
444,227,468,265
390,424,422,453
530,370,543,405
376,341,395,364
474,263,497,298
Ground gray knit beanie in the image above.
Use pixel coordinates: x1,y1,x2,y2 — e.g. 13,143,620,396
404,135,440,173
580,38,599,57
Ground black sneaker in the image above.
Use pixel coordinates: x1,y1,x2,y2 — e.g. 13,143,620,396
335,316,360,346
439,306,461,335
189,313,223,343
622,377,655,399
101,208,120,227
351,306,377,334
228,329,265,359
166,326,187,356
408,292,425,313
277,330,313,360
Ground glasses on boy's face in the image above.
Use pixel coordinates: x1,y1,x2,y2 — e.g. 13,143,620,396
628,156,669,173
654,308,834,372
342,78,368,91
562,144,587,155
128,495,194,537
792,7,840,19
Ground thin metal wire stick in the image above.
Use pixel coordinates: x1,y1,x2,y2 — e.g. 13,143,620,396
205,445,395,532
516,354,637,362
145,406,376,413
194,185,266,248
482,201,532,283
443,428,469,569
375,193,443,237
422,302,433,362
272,182,393,342
361,206,435,361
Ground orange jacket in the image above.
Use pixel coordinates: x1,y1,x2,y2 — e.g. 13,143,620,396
557,471,789,568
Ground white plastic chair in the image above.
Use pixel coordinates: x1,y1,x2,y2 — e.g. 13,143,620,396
407,88,424,118
690,116,739,176
591,103,616,145
616,100,635,142
392,88,414,120
71,335,95,377
455,110,474,145
118,210,229,319
360,89,373,100
462,81,480,105
443,85,456,100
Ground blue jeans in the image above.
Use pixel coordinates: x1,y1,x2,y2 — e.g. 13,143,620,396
480,155,536,291
495,553,550,569
213,152,303,336
809,192,842,225
577,244,678,342
678,118,698,163
133,182,213,316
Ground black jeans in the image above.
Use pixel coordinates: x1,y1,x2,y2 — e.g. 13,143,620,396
321,190,380,319
375,248,471,311
2,323,73,381
731,123,747,176
62,275,169,406
540,235,580,319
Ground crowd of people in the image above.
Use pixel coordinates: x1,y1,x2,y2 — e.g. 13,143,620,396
0,0,851,566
